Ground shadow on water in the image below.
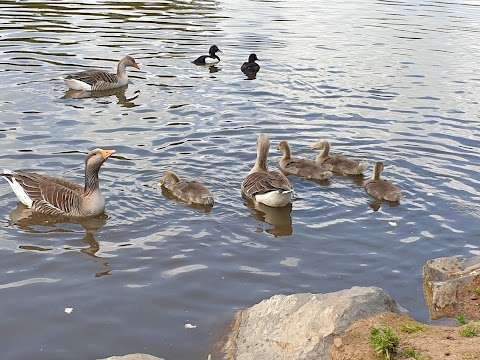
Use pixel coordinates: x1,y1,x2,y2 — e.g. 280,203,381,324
62,86,141,108
245,201,293,237
9,203,107,258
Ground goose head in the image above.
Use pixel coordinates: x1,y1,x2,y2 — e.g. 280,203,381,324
310,139,329,151
85,148,116,170
160,170,181,187
120,55,140,70
372,161,384,180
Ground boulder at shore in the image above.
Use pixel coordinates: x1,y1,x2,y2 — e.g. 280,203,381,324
222,286,407,360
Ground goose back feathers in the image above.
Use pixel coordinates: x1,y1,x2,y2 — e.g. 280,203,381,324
160,171,214,206
64,56,140,91
1,149,116,217
277,140,332,180
310,139,368,175
242,134,293,207
365,161,402,202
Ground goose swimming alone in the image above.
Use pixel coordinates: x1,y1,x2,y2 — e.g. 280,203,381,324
64,56,140,91
242,134,293,207
365,161,402,202
160,170,214,206
1,149,116,217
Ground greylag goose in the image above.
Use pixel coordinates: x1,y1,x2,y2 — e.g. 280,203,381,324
160,170,214,206
193,45,221,65
365,162,402,202
277,140,332,180
310,139,368,175
241,53,260,74
242,134,294,207
1,149,116,217
64,56,140,91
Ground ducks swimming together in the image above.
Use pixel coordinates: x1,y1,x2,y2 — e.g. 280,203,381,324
1,149,116,217
64,55,140,91
193,45,222,65
277,140,332,180
242,134,294,208
160,170,214,206
310,139,368,176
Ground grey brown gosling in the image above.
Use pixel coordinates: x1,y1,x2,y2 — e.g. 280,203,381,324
160,170,214,206
365,161,402,202
310,139,368,175
64,55,140,91
242,134,294,207
1,149,116,217
277,140,332,180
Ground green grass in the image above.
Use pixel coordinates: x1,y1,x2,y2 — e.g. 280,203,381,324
455,313,469,326
401,323,426,334
369,326,399,360
459,324,479,338
475,287,480,296
404,348,431,360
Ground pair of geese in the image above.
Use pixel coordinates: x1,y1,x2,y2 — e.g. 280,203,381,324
0,135,401,219
63,46,260,91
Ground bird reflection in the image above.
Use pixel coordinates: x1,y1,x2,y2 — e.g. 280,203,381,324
242,69,259,80
62,85,140,108
246,202,293,237
367,199,401,212
9,203,107,258
209,65,221,73
160,185,213,213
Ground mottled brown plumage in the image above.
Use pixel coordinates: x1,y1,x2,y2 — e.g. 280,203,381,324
242,134,293,208
365,161,402,202
160,171,214,206
1,149,116,217
311,139,368,175
277,140,332,180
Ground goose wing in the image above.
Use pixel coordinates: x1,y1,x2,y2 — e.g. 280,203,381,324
242,170,292,198
66,69,118,86
174,181,214,206
365,179,401,202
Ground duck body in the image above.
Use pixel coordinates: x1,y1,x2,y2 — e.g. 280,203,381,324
64,55,140,91
277,140,332,180
242,134,293,208
311,139,368,176
1,149,116,217
193,45,221,65
365,162,401,202
161,171,214,206
241,53,260,74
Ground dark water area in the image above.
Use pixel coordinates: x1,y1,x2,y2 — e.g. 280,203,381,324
0,0,479,358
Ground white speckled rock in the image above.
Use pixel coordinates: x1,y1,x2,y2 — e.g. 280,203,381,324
223,286,407,360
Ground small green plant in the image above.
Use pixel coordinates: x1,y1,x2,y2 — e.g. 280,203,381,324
455,313,469,326
459,324,479,337
475,287,480,296
401,323,426,334
369,326,399,360
404,348,431,360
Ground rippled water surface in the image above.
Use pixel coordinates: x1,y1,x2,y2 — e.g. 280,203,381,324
0,0,479,358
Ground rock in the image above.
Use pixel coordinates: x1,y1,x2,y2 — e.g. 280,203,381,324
333,337,342,348
99,354,163,360
222,286,407,360
423,255,480,320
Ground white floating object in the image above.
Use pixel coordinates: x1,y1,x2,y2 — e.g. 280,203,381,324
185,323,197,329
65,307,73,314
389,221,397,227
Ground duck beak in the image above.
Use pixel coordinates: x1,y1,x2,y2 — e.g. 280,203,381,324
133,63,140,70
101,149,116,159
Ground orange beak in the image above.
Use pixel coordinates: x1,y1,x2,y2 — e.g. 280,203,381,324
101,149,116,159
133,62,140,70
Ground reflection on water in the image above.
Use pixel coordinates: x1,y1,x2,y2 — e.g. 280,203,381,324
62,86,141,108
0,0,479,359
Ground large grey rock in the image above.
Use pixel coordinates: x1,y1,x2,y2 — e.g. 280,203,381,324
423,255,480,319
223,286,407,360
99,354,163,360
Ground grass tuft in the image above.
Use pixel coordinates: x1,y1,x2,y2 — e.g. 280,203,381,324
369,326,399,360
459,324,479,338
401,323,426,334
404,347,431,360
455,313,469,326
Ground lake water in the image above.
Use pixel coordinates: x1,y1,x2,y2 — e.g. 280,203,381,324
0,0,479,358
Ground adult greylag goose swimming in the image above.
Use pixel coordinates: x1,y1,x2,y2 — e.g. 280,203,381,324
160,170,214,206
310,139,368,175
365,161,402,202
277,140,332,180
241,53,260,74
193,45,221,65
64,55,140,91
242,134,294,208
1,149,116,217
